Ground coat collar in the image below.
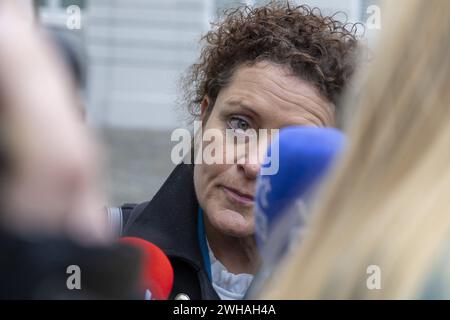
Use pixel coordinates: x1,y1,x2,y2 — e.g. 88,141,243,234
126,163,203,268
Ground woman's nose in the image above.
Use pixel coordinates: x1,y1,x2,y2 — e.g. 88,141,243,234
235,134,268,180
237,146,264,180
238,162,260,180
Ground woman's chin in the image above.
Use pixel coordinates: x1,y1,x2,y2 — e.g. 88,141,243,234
208,208,254,238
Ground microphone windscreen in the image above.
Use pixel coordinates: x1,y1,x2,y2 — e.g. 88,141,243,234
247,126,345,299
255,126,346,250
119,237,174,300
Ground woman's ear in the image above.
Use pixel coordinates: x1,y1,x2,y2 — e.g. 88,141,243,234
200,96,210,121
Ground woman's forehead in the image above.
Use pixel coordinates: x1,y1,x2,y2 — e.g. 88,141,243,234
216,62,335,127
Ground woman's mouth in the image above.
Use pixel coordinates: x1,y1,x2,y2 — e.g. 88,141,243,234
222,186,255,206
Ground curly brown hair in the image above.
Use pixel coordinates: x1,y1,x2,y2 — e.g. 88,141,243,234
182,1,361,122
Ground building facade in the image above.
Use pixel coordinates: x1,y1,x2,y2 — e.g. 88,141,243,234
37,0,378,130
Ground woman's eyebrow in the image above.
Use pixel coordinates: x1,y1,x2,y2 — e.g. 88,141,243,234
225,100,262,120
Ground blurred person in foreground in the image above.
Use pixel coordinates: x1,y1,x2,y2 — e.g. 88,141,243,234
0,1,139,299
259,0,450,299
120,2,361,300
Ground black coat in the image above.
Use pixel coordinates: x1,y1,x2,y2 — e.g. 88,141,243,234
123,163,220,300
0,229,141,299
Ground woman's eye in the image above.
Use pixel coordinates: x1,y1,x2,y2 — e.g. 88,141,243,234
229,117,251,133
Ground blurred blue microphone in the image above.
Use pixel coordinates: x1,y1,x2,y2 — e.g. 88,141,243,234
248,126,345,298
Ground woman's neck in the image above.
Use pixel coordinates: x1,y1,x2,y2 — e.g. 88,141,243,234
204,215,261,275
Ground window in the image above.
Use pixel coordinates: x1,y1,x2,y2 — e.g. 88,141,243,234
36,0,86,29
35,0,86,10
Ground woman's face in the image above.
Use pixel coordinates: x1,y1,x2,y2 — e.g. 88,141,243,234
194,61,334,238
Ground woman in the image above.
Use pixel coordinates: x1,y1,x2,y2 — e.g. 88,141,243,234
123,3,360,300
260,0,450,299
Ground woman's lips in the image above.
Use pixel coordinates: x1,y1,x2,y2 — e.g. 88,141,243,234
222,186,255,206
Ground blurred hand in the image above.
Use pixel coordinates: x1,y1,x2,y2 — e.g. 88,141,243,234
0,1,110,245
